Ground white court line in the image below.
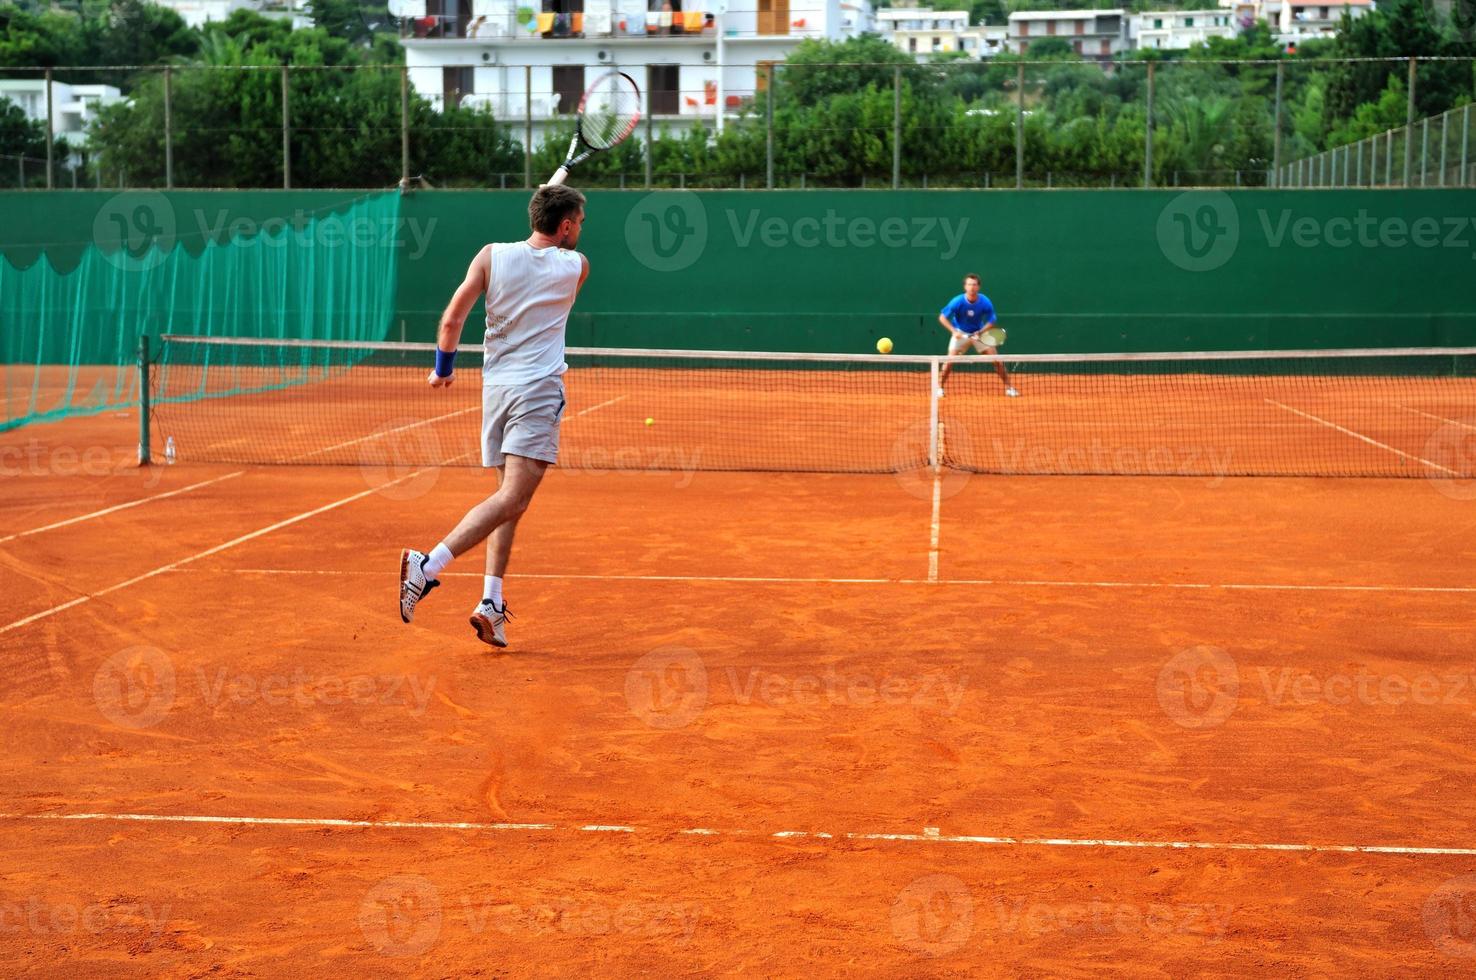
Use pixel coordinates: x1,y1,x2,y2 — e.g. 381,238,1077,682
1398,405,1476,431
185,567,1476,595
0,471,244,545
2,811,1473,857
568,394,627,419
927,471,941,584
0,467,432,636
289,406,479,462
1265,398,1455,475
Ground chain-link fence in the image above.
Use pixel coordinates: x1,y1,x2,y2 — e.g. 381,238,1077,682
1,57,1473,190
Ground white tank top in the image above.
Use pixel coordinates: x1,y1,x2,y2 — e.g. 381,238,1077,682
482,241,583,385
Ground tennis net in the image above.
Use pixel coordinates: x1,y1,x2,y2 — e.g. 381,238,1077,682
145,336,1476,479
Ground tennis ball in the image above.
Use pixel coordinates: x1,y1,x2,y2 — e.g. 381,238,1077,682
645,417,654,426
877,337,894,354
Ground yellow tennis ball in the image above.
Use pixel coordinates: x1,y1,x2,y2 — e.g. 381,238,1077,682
645,417,654,426
877,337,894,354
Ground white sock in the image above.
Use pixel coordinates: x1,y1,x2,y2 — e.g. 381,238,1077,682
484,576,503,607
423,543,454,579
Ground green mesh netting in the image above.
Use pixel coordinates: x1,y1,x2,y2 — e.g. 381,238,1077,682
1,191,401,432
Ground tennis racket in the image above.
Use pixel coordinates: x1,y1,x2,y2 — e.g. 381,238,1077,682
981,327,1006,348
547,71,642,186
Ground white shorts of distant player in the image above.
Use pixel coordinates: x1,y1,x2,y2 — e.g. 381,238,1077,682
946,331,995,357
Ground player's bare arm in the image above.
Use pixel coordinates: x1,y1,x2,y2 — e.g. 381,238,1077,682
428,245,493,389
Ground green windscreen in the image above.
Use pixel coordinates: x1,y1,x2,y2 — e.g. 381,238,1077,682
0,191,402,432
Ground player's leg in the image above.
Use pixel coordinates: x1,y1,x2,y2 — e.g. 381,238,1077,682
471,469,521,648
984,345,1019,397
938,334,966,397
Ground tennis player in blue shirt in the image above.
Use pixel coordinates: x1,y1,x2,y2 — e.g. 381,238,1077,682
937,273,1017,398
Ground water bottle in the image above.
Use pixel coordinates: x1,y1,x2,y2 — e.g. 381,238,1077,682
164,436,176,465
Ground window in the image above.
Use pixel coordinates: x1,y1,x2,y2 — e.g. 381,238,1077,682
647,64,679,115
932,36,941,49
1073,39,1082,52
1153,17,1162,27
755,59,778,92
1018,20,1028,35
1185,16,1194,26
442,66,473,109
1046,18,1055,34
552,65,584,114
757,0,789,34
908,36,917,51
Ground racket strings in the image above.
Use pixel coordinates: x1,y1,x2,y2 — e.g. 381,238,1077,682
582,75,641,149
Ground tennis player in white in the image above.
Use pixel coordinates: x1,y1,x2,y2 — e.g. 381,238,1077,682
398,185,589,648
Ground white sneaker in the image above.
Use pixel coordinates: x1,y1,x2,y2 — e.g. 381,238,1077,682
1005,387,1020,398
470,599,511,648
399,549,440,624
935,387,946,399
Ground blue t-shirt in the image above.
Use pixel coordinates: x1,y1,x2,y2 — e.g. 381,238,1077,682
941,294,996,334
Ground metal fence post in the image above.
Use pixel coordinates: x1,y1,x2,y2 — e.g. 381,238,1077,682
44,67,54,189
1356,139,1363,186
1421,116,1430,187
281,65,291,190
1439,109,1448,187
645,88,654,188
524,65,533,190
1404,58,1416,186
1386,130,1394,187
164,67,174,189
892,65,901,190
1463,104,1471,188
1272,63,1284,187
401,65,410,186
765,63,774,190
1143,61,1155,189
1016,61,1025,189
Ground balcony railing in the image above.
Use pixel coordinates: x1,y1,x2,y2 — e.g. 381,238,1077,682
401,10,719,40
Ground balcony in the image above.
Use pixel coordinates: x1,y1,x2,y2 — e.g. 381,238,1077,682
401,9,718,40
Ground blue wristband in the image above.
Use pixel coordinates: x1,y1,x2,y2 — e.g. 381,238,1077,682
434,348,456,377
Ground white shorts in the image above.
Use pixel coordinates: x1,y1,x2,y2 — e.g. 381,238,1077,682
481,375,565,467
947,332,992,356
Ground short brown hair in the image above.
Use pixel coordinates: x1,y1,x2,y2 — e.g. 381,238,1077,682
529,186,586,234
963,273,981,285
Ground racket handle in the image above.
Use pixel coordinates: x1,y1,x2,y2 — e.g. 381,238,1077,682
547,166,570,187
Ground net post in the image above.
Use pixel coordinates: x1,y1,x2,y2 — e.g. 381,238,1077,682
138,334,152,466
928,358,940,472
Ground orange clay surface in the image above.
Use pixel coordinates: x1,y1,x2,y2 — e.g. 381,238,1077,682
2,409,1476,976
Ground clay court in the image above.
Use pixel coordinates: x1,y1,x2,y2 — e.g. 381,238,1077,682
4,361,1476,974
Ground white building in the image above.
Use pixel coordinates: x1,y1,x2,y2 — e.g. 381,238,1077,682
1128,9,1238,49
874,8,1005,60
154,0,313,30
1006,9,1127,60
400,0,874,142
1268,0,1372,46
0,80,123,145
